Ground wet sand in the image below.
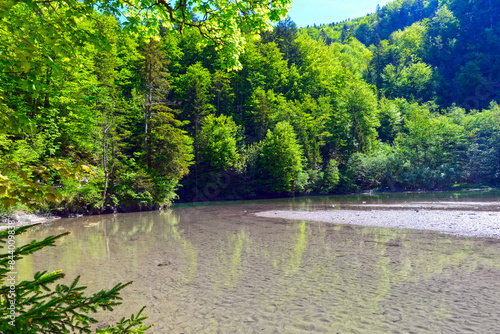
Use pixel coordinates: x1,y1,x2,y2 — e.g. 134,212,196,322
256,208,500,238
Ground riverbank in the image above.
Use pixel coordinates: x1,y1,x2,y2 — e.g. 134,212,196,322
0,212,60,231
255,207,500,238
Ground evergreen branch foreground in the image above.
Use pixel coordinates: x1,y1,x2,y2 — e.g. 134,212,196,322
0,224,153,333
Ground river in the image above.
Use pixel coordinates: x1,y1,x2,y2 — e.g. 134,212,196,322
17,189,500,333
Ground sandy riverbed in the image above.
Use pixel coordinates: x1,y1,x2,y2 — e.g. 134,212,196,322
255,208,500,238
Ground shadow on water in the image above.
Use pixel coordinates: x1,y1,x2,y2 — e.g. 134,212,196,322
16,190,500,333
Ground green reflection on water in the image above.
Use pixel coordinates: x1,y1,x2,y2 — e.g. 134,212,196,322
211,230,249,288
14,195,500,332
161,211,198,285
274,221,309,277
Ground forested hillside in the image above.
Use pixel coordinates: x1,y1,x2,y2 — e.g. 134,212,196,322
1,0,499,214
301,0,500,109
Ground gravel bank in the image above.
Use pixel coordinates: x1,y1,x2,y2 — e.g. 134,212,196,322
255,209,500,238
0,212,59,231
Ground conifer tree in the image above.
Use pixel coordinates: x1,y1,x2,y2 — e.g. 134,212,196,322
0,225,153,333
259,122,305,194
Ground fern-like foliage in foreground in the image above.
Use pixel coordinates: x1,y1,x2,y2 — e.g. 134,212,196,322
0,224,153,333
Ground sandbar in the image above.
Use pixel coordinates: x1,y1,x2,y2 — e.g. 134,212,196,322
255,209,500,238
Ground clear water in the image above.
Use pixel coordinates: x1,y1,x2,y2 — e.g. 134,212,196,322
17,190,500,333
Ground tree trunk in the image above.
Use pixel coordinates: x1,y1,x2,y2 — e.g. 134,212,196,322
101,106,109,212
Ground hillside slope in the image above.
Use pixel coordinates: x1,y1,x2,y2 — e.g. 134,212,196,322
301,0,500,109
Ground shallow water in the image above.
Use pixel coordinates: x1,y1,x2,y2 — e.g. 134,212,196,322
17,190,500,333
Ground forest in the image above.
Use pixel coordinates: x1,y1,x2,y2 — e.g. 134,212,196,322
1,0,499,214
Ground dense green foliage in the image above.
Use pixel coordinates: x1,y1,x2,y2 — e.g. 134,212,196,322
1,0,500,214
301,0,500,109
259,121,305,194
0,225,153,333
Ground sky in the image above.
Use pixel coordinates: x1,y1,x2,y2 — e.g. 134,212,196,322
288,0,394,27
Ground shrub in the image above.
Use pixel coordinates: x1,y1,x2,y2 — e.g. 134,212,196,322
319,159,340,193
344,152,389,191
